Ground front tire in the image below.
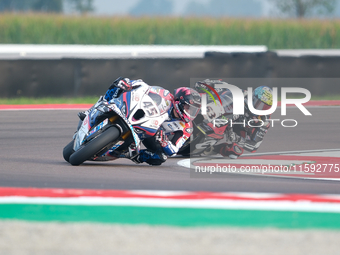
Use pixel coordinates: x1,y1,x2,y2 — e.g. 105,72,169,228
69,126,121,166
63,139,75,162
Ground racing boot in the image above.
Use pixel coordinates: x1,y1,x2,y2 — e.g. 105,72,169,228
219,143,244,159
131,149,167,166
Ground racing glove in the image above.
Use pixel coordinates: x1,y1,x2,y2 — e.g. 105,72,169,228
219,142,244,159
110,77,132,91
105,77,133,101
155,130,178,155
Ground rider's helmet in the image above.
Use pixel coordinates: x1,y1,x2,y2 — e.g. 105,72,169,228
245,86,273,119
252,86,273,111
173,87,202,123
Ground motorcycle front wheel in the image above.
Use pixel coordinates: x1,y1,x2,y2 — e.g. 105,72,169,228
63,139,75,162
69,126,120,166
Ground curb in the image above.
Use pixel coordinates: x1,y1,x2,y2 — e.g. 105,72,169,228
1,187,340,228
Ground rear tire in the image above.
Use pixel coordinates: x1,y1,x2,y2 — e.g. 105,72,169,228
63,139,75,162
69,127,121,166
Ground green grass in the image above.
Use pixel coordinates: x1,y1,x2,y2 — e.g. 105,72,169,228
1,14,340,49
1,204,340,229
0,95,339,105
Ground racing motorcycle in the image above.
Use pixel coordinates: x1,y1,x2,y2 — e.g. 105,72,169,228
63,84,169,166
176,113,232,157
177,91,233,157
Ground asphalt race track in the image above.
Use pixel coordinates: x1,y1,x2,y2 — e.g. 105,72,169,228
1,107,340,194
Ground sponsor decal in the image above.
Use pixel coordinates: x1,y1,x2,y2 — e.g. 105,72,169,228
110,141,125,151
177,138,186,147
173,122,180,129
133,128,143,134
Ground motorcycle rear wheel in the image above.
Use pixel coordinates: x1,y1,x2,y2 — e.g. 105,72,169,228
69,126,120,166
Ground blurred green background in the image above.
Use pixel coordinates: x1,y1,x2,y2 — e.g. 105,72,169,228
1,0,340,49
1,14,340,49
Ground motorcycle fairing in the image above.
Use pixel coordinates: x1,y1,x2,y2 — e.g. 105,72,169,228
113,84,168,137
73,101,141,156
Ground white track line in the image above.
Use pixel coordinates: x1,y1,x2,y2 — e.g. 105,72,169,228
241,148,340,157
1,196,340,212
178,149,340,182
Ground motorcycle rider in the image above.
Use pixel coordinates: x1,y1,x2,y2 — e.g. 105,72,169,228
195,79,273,159
80,77,202,165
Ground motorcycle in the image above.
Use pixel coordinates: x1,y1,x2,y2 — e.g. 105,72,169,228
176,114,232,157
63,84,169,166
177,91,233,157
177,85,267,157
